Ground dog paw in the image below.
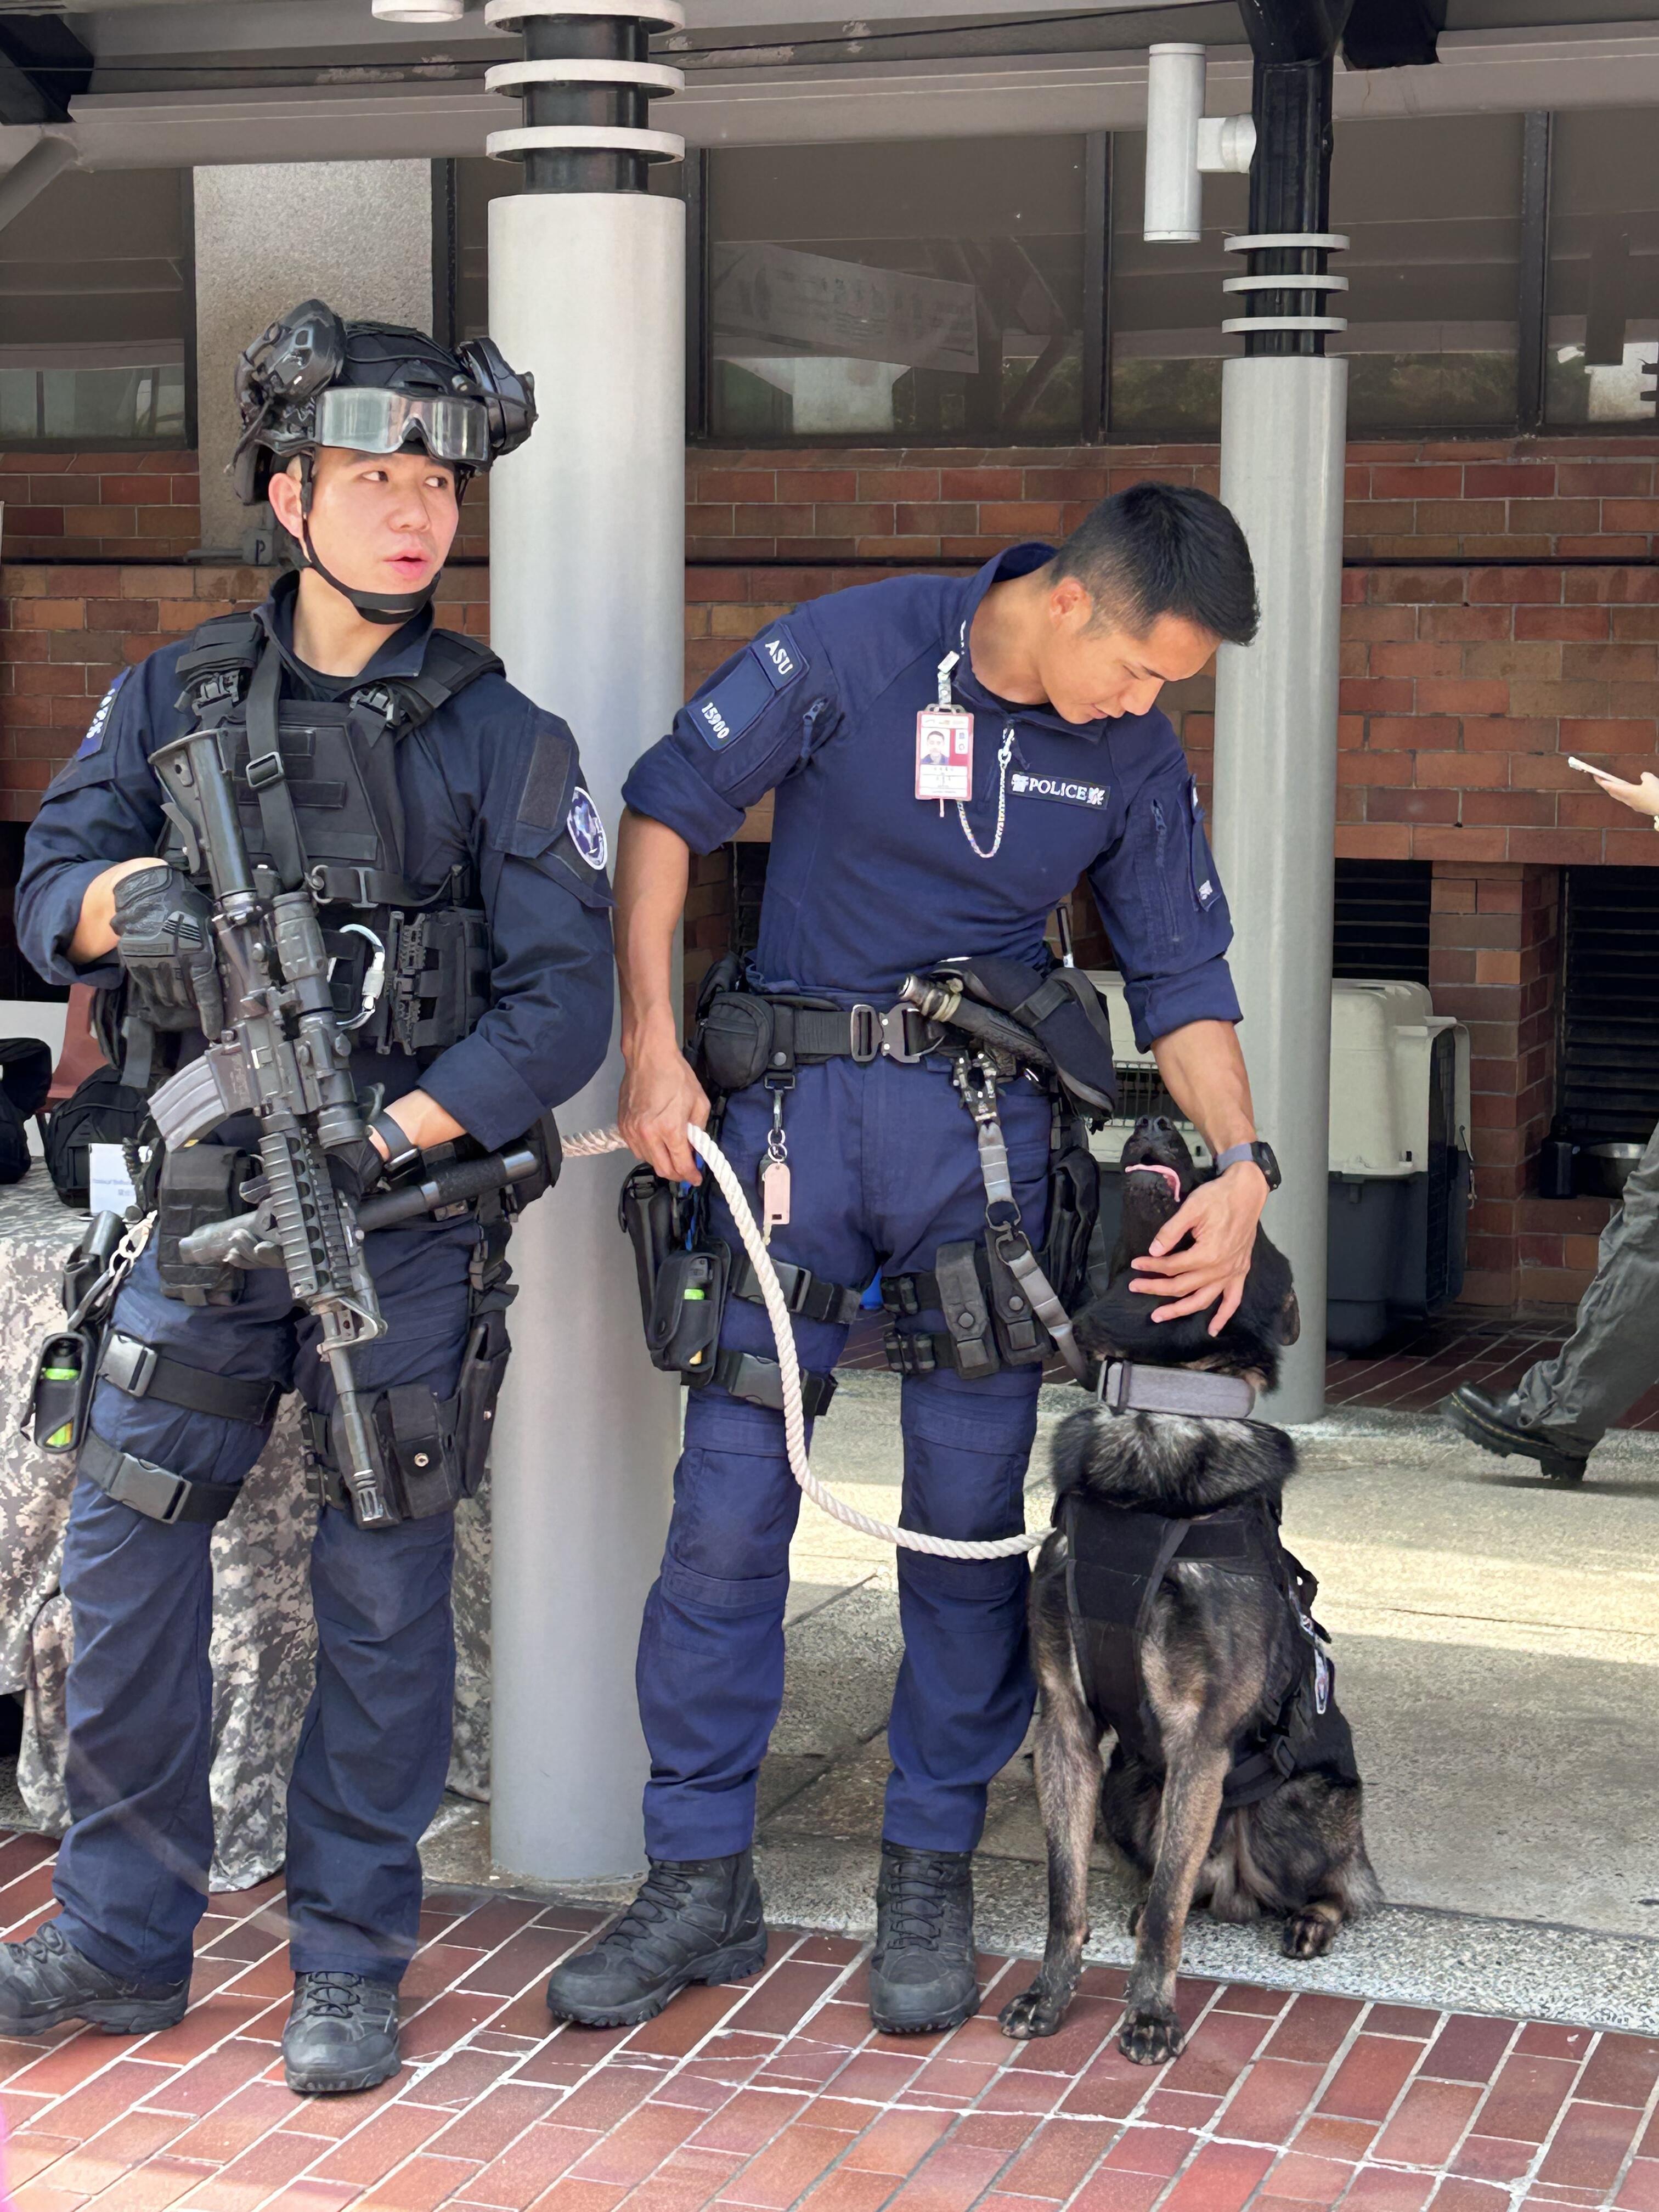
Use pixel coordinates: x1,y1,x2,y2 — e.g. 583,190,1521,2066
1283,1907,1339,1959
999,1984,1066,2039
1119,2007,1184,2065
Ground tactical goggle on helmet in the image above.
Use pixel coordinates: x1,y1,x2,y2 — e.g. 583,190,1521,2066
230,298,537,623
229,298,536,507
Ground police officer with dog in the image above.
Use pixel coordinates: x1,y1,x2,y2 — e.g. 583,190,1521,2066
2,302,613,2094
546,482,1284,2036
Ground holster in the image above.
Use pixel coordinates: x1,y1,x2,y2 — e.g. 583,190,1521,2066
154,1146,254,1306
619,1161,684,1331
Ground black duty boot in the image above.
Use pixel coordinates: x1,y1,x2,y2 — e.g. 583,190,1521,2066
282,1972,400,2095
1446,1384,1591,1484
545,1852,766,2029
869,1842,978,2035
0,1920,188,2037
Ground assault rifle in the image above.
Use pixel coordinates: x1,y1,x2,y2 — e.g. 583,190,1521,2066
144,715,394,1528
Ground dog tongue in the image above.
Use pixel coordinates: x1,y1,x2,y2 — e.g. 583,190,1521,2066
1125,1162,1183,1204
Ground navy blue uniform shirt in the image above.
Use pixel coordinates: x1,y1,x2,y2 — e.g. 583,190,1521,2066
621,543,1239,1049
16,575,615,1150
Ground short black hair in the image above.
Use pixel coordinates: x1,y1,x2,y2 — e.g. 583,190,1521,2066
1051,481,1259,647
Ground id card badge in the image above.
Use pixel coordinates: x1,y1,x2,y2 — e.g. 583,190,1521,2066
916,709,974,802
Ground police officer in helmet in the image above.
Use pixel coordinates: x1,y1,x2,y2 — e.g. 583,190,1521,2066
546,484,1280,2036
4,302,614,2093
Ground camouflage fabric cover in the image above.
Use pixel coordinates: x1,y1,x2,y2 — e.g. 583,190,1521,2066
0,1170,490,1890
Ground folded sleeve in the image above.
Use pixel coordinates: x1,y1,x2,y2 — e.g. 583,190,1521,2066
1087,763,1240,1051
621,607,840,854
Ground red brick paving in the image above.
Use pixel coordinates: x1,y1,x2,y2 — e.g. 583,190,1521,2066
1,1850,1655,2212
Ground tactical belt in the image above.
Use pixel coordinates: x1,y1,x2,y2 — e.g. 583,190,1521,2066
712,1347,837,1419
78,1427,242,1526
1097,1361,1257,1421
729,1254,865,1330
768,1001,940,1068
99,1331,283,1427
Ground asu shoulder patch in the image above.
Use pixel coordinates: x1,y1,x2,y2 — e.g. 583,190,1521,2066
75,669,129,760
690,621,807,752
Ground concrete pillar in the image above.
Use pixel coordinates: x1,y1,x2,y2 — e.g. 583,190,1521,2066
191,160,432,552
484,1,686,1881
1211,354,1347,1423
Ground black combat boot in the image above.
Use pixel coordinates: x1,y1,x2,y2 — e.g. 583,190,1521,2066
869,1842,978,2035
0,1920,189,2036
1446,1384,1591,1483
545,1852,766,2028
282,1972,400,2095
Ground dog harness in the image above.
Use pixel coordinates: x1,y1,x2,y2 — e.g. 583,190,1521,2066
1061,1484,1360,1809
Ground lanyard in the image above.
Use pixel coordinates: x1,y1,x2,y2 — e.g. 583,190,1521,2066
938,627,1014,862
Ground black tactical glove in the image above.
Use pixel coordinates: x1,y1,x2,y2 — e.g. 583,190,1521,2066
112,865,225,1039
326,1136,387,1209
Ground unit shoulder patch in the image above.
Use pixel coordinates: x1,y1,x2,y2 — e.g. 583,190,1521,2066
690,621,809,752
566,785,608,872
75,670,129,760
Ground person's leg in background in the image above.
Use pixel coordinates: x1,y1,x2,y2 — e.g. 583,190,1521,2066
0,1245,293,2034
1450,1113,1659,1480
548,1062,874,2027
872,1060,1051,2032
281,1210,479,2093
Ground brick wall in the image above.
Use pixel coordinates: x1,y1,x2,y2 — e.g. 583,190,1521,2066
682,438,1659,565
1337,566,1659,868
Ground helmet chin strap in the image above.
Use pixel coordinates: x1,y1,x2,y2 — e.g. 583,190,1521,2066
295,450,439,627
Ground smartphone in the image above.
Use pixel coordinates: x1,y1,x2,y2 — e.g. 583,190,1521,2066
1567,756,1619,783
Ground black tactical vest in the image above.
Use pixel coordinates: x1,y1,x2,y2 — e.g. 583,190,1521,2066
1062,1488,1360,1812
159,612,500,1064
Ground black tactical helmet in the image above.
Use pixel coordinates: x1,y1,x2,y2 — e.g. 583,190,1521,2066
229,300,537,622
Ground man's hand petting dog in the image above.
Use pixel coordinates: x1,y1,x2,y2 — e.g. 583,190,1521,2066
1129,1159,1270,1333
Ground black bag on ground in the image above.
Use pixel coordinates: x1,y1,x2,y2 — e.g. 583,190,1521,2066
42,1066,153,1210
0,1038,53,1187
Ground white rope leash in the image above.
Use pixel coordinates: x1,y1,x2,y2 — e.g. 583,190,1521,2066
561,1122,1047,1560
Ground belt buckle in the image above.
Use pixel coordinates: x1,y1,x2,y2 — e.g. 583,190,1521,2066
101,1331,158,1400
849,1004,879,1065
879,1007,927,1064
244,749,285,792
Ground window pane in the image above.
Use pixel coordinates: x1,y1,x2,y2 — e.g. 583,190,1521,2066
1109,131,1247,438
1546,110,1658,427
1111,115,1521,436
707,138,1086,441
0,168,188,443
1334,114,1520,431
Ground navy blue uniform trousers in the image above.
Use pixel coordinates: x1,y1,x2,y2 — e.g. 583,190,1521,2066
53,1212,477,1990
637,1057,1050,1861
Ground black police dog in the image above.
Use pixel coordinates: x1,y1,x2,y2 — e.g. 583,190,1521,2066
1000,1118,1380,2064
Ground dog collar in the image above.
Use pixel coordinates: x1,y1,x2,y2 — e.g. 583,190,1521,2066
1097,1359,1258,1421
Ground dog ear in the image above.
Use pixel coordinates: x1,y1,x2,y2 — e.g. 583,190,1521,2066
1277,1288,1301,1347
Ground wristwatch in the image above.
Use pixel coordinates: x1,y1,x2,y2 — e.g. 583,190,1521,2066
1215,1139,1281,1192
369,1110,422,1182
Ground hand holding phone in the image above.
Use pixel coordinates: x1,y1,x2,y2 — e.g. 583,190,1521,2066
1568,758,1659,821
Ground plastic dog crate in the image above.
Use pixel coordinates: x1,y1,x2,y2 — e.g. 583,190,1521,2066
1084,975,1472,1352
